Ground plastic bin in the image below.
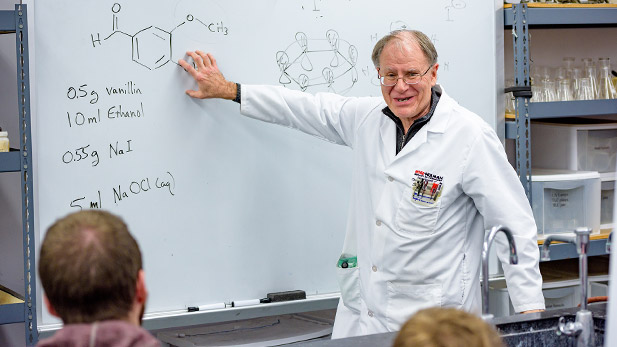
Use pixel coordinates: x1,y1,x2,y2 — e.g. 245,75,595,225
531,122,617,174
601,177,615,230
531,169,601,236
488,279,581,317
590,281,609,298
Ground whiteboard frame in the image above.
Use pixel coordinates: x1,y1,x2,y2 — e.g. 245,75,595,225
37,293,339,338
22,0,507,336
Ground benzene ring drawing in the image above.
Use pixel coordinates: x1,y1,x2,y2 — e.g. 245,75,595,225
276,30,358,94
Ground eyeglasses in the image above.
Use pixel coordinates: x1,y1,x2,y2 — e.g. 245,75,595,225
378,65,433,87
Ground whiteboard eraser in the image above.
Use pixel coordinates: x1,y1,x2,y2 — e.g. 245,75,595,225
267,290,306,302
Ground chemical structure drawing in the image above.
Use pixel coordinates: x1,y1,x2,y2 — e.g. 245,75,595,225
276,30,358,95
390,20,409,32
299,0,324,19
90,3,229,70
445,0,466,22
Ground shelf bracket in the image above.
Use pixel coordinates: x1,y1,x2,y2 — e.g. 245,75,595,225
15,4,38,345
512,3,532,204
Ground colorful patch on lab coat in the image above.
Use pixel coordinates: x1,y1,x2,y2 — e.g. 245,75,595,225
411,170,443,206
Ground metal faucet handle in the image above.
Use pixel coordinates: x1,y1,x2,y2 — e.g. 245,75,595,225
574,227,592,236
556,316,583,337
574,227,591,255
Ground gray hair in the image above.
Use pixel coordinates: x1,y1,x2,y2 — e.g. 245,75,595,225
371,30,438,68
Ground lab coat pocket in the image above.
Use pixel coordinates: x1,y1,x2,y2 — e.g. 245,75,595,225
386,282,442,331
336,266,361,314
395,187,441,235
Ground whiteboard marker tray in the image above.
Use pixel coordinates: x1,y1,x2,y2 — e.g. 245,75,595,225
157,312,334,347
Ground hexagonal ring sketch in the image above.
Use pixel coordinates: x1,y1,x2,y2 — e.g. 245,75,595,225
276,30,359,94
132,26,172,70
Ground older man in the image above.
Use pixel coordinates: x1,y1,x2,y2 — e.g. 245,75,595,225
179,29,544,338
37,210,159,347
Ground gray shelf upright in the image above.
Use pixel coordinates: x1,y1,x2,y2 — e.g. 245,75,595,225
0,4,37,346
511,3,533,202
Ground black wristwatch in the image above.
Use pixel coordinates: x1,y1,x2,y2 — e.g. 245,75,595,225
233,83,241,103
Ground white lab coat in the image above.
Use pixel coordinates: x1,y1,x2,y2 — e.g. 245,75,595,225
240,84,545,338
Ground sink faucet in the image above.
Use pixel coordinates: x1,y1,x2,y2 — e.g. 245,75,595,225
542,227,594,347
481,225,518,320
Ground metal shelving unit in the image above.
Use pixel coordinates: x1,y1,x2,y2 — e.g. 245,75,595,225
506,4,617,262
507,4,617,195
0,4,37,346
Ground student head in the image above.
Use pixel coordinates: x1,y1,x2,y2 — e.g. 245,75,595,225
393,307,504,347
39,210,147,325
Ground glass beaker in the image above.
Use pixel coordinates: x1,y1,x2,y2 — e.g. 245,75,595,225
598,66,617,99
563,57,576,70
576,77,594,100
570,67,582,97
555,67,567,81
582,57,594,68
540,79,557,102
531,85,542,103
585,66,599,99
597,57,611,70
556,79,574,101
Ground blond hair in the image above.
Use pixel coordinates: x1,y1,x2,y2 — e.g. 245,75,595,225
393,307,504,347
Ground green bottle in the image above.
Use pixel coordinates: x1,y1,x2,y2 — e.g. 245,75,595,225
337,254,357,268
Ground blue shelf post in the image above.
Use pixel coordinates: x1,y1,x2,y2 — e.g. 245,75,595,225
14,4,37,345
512,3,532,203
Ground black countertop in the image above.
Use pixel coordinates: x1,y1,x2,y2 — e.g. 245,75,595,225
293,303,607,347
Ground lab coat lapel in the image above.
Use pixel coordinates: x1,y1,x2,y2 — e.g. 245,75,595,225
379,116,397,166
391,92,452,164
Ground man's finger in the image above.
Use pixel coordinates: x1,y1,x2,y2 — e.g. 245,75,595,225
185,89,200,98
207,53,218,70
186,51,206,70
178,58,189,70
197,50,212,67
179,58,199,78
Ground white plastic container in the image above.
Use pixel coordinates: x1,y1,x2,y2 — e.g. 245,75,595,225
0,130,9,152
531,122,617,174
601,176,615,231
590,281,609,298
531,169,601,236
488,279,581,317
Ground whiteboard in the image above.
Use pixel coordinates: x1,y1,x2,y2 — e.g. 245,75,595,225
29,0,502,328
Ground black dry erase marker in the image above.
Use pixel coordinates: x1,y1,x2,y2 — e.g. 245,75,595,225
187,302,226,312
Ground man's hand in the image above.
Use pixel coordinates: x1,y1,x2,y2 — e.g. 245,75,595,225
521,309,544,314
178,51,237,100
